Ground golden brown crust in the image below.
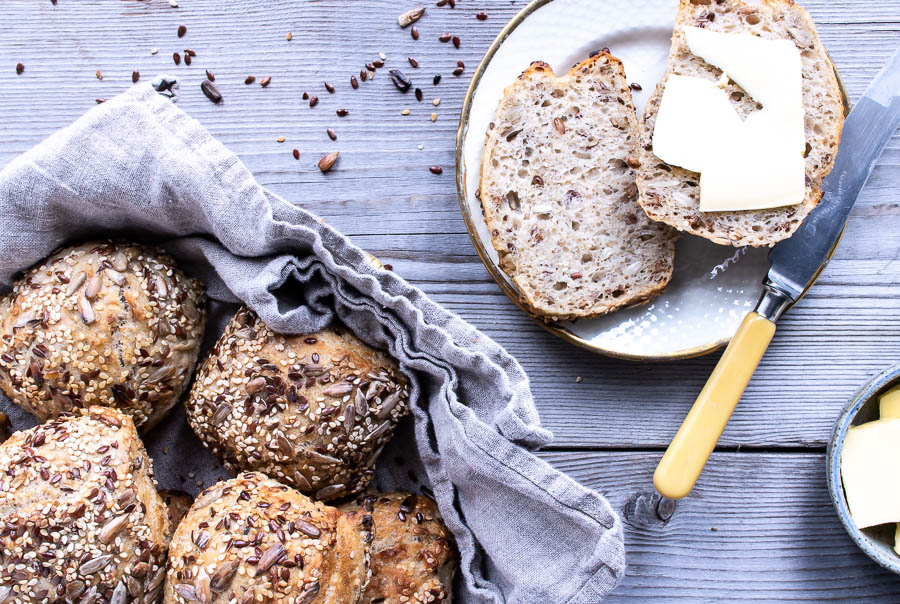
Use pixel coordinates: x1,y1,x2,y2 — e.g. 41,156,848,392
163,472,372,604
341,492,456,604
0,407,170,602
636,0,845,247
185,308,409,501
0,241,207,430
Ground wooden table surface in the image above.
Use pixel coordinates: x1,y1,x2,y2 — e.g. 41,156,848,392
2,0,899,600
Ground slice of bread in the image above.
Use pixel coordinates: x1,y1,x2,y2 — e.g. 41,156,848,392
478,54,677,321
636,0,845,247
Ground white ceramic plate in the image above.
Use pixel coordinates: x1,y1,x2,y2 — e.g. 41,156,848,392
456,0,773,360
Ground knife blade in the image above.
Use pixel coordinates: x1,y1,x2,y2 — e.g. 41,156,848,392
766,47,900,306
654,48,900,500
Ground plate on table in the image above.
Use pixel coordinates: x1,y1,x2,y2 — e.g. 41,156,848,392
455,0,848,361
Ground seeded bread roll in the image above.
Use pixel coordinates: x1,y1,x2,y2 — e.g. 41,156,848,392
341,492,456,604
185,307,409,502
479,54,677,321
159,489,194,535
0,407,170,603
164,472,372,604
0,241,207,430
636,0,844,247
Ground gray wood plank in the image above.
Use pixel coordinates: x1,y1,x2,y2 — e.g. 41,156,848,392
0,0,898,452
542,451,900,601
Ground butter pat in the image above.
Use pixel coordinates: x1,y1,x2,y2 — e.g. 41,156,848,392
650,27,806,212
879,386,900,419
841,419,900,529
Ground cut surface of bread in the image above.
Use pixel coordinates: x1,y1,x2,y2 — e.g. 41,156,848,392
636,0,845,247
479,54,677,321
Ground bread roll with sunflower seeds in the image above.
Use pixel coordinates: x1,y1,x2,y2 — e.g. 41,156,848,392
185,307,409,501
0,241,206,431
341,492,456,604
0,407,170,603
164,472,373,604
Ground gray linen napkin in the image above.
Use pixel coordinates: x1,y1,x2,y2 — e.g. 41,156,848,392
0,83,625,603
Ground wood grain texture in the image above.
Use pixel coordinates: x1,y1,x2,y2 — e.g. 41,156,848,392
542,451,900,601
0,1,899,599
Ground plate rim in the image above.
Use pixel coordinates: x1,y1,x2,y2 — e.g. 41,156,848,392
454,0,851,362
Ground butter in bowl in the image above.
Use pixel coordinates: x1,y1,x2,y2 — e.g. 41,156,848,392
828,365,900,573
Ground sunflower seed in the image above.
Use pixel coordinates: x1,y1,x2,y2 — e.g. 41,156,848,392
126,576,141,597
193,529,211,549
255,543,286,576
377,391,403,420
398,7,425,27
67,271,87,295
343,407,355,433
79,554,113,575
276,433,294,456
315,484,345,500
99,514,129,544
212,402,232,426
298,582,320,604
194,486,224,509
13,311,36,328
146,566,167,592
354,388,368,415
293,471,313,490
246,377,266,394
305,450,342,465
318,152,339,172
194,569,211,604
66,581,86,598
78,296,95,325
174,584,199,602
322,382,353,398
110,582,127,604
145,365,175,384
84,273,102,299
106,269,126,285
210,559,240,592
367,421,392,441
155,275,168,297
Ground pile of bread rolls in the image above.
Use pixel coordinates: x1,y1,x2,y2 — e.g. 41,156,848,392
0,242,455,603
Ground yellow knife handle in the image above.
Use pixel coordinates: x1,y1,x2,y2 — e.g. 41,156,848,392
653,312,776,499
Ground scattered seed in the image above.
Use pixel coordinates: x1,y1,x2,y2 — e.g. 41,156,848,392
309,95,319,107
276,136,285,143
150,48,158,55
95,98,107,104
244,75,255,85
452,67,464,76
398,7,426,27
418,144,424,150
205,69,215,81
553,117,566,134
185,49,196,56
389,69,412,92
476,12,488,20
95,70,103,80
575,376,583,383
173,52,181,65
286,32,293,41
260,76,271,87
350,76,359,89
380,51,387,60
439,33,452,42
433,74,441,85
184,53,192,66
630,82,642,91
373,59,384,68
429,166,443,174
360,69,368,82
327,129,337,141
324,81,335,93
336,108,348,117
302,91,309,100
411,26,419,40
177,24,187,38
432,98,440,106
401,109,410,115
200,80,222,104
453,35,460,48
430,112,437,122
318,152,339,172
415,88,423,102
132,70,140,83
457,60,465,68
169,0,178,7
366,62,375,72
16,62,24,75
408,57,419,68
292,149,300,160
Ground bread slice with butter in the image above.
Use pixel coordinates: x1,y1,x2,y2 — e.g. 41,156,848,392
479,54,677,321
636,0,845,247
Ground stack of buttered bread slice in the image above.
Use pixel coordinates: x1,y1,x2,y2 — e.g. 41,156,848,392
479,0,844,321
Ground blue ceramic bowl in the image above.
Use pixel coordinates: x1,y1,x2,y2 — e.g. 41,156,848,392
827,363,900,574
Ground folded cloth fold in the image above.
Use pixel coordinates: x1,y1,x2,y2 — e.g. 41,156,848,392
0,83,625,603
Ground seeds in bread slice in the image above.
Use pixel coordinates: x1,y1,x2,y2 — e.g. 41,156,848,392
636,0,845,247
479,54,677,321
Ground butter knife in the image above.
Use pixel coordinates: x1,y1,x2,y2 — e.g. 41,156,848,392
655,48,900,499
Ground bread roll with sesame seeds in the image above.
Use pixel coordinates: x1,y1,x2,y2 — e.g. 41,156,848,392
0,406,170,603
164,472,372,604
0,241,207,431
185,307,410,502
340,492,456,604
